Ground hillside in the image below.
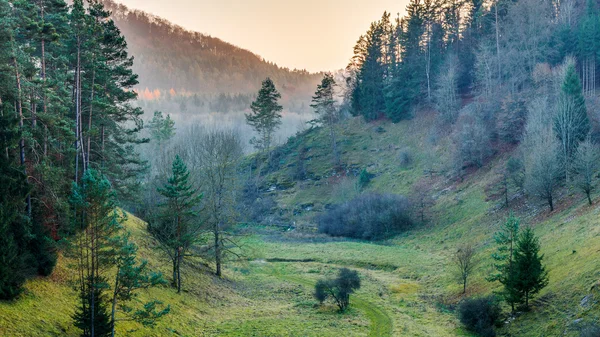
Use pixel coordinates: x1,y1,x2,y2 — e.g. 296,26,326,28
3,112,600,336
100,0,322,98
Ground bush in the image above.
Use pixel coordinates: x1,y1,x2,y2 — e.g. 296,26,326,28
357,168,373,190
238,177,277,223
399,148,413,167
458,296,502,337
314,268,361,311
317,193,412,240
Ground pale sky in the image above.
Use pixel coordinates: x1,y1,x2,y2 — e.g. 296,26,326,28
114,0,409,72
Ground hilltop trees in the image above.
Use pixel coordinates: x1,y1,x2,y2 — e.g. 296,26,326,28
246,77,283,161
0,0,150,296
148,155,203,293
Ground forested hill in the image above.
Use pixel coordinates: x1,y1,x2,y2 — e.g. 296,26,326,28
100,0,322,97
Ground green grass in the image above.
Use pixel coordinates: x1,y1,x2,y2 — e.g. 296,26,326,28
3,113,600,336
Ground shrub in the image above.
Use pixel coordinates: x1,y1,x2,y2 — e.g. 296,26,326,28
317,193,412,240
357,168,373,190
399,148,413,168
314,268,361,311
238,177,277,223
458,296,502,337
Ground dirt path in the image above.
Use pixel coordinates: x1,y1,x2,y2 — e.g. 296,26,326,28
271,268,393,337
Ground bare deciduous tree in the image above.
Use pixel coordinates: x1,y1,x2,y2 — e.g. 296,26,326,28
434,55,460,124
453,243,479,294
573,136,599,205
523,98,561,211
198,130,244,277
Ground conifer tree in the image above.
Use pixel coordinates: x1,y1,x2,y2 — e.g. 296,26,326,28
149,155,203,293
311,73,340,165
147,111,175,150
0,113,31,300
559,63,589,144
489,214,521,311
109,233,169,337
246,77,282,161
70,169,121,337
512,228,549,309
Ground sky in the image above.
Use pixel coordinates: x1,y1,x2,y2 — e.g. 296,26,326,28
114,0,409,73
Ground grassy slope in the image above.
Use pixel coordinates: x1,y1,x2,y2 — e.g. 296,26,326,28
2,112,600,336
255,111,600,336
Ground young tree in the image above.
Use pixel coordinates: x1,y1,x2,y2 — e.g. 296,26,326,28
314,268,361,312
148,155,203,293
198,130,243,277
70,169,121,337
109,233,169,337
311,73,340,165
512,228,549,309
572,136,599,205
453,243,479,294
410,178,435,224
246,77,282,161
488,214,520,312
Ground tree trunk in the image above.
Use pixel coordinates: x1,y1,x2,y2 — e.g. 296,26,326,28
177,249,182,293
13,54,31,217
215,223,222,277
75,35,81,183
495,3,501,80
87,58,95,169
111,271,119,337
172,251,177,288
587,191,592,205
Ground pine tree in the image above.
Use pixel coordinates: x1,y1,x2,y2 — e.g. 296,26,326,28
0,112,31,300
70,169,121,337
246,77,282,162
351,16,387,121
512,228,549,309
311,73,340,165
149,155,203,293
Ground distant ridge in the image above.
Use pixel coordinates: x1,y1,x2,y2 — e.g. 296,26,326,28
101,0,322,97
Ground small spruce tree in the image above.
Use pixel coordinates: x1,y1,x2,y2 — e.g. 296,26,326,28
512,228,549,309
